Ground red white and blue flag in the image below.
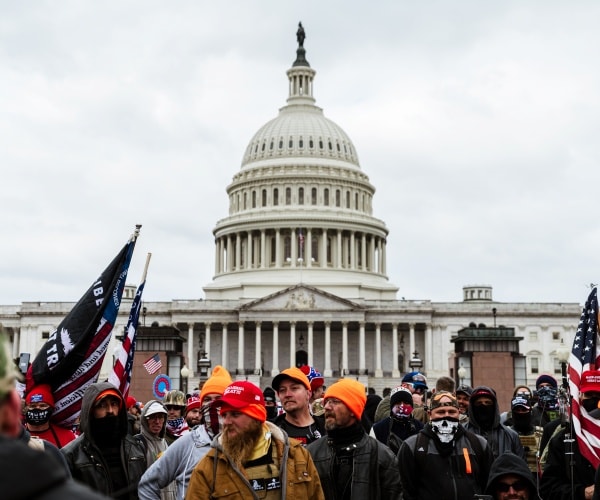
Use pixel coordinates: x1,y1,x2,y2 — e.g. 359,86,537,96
143,353,162,375
568,287,600,468
108,280,145,399
26,230,138,427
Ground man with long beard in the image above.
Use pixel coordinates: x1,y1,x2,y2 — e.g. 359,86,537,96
185,380,324,499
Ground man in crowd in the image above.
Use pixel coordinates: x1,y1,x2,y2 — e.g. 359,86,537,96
0,334,107,499
455,384,472,424
127,396,142,435
263,386,279,421
373,371,428,423
139,365,231,500
505,395,541,475
531,374,560,428
399,391,493,499
272,366,326,445
485,452,537,500
540,370,600,500
465,386,524,459
371,386,422,454
308,378,401,499
162,390,188,445
186,380,324,499
61,382,147,499
24,383,76,448
300,364,325,405
184,394,203,429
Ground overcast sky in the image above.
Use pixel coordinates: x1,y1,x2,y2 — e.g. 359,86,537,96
2,1,599,306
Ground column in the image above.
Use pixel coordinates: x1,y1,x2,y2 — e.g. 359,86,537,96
342,322,348,375
205,323,211,360
361,234,367,270
275,228,281,268
359,322,366,374
369,236,375,272
272,322,280,375
215,238,220,274
425,323,433,371
337,229,342,268
187,323,195,377
238,322,245,372
392,323,400,378
255,322,262,374
226,235,232,272
12,329,20,359
409,323,415,361
375,323,383,377
261,230,266,268
221,323,228,369
324,322,332,377
350,232,355,269
247,231,253,269
290,321,296,368
291,228,297,267
321,229,327,268
307,228,312,267
382,239,387,275
235,233,241,270
307,321,314,366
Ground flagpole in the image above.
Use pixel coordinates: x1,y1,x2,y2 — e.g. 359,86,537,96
141,253,152,283
132,224,142,242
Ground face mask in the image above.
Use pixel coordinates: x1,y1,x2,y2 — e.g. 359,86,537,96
391,403,413,419
26,408,51,426
473,405,495,428
582,398,600,413
201,402,222,438
266,406,278,420
430,417,459,443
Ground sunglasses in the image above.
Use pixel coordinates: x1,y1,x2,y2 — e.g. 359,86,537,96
496,480,527,492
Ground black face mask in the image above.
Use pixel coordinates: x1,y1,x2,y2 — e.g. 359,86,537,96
512,411,532,432
582,398,600,413
473,405,495,429
266,406,278,420
26,408,52,426
91,415,121,445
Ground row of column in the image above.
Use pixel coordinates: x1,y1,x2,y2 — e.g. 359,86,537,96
214,227,387,275
186,321,430,379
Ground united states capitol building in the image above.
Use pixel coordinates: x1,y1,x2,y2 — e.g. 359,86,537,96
0,29,581,396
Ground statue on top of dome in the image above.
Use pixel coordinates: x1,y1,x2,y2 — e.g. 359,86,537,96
296,22,305,48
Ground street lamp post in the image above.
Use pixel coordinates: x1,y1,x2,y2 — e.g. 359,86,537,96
409,351,423,371
180,364,190,396
457,365,467,386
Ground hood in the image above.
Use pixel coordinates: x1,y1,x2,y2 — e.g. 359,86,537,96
140,399,167,440
79,382,128,444
467,385,500,429
485,452,536,495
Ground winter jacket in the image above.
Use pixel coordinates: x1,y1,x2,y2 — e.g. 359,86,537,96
485,451,537,498
308,429,401,500
136,400,175,500
61,382,147,499
398,423,493,500
139,424,212,500
370,415,423,454
1,435,109,500
541,424,595,500
464,385,525,460
186,421,324,499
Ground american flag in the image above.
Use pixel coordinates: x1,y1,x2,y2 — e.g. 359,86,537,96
568,287,600,468
26,232,138,427
108,280,145,399
143,353,162,375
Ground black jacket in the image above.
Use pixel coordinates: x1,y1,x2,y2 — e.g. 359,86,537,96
61,382,146,499
541,424,595,500
465,386,525,460
307,428,401,499
371,415,423,454
485,451,537,497
399,423,493,500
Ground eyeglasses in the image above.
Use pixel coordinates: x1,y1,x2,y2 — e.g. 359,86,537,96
324,398,344,407
165,405,182,411
496,480,527,492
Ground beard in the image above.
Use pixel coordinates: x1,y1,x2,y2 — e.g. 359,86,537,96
221,418,264,470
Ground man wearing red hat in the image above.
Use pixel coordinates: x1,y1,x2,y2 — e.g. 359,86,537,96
272,366,326,446
25,383,76,448
186,380,324,499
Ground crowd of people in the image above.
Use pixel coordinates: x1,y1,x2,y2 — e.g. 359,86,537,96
3,329,600,499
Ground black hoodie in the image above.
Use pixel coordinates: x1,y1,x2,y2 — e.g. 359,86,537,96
485,452,537,498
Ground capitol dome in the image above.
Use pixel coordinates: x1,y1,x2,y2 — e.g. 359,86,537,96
204,26,398,301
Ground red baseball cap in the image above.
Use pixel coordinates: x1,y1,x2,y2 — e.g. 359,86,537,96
580,370,600,393
216,381,266,422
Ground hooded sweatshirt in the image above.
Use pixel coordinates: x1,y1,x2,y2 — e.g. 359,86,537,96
138,400,168,466
485,451,537,497
465,386,525,460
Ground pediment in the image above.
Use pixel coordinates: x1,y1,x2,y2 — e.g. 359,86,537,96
239,285,362,312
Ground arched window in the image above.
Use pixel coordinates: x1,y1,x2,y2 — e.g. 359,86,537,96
262,189,267,207
286,187,291,205
346,191,350,209
311,187,317,205
243,192,247,210
324,188,329,206
252,191,257,208
298,187,304,205
335,189,341,207
273,188,279,206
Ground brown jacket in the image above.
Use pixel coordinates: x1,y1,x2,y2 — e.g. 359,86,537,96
185,421,324,500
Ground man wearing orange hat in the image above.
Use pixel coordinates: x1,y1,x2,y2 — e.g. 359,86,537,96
61,382,147,498
24,383,76,448
186,380,325,499
140,365,232,500
307,378,401,499
272,366,326,446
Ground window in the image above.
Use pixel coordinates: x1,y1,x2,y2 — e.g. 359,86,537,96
298,187,304,205
531,357,539,374
335,190,341,207
286,188,291,205
42,331,50,339
262,189,267,207
273,188,279,206
324,188,329,206
252,191,256,208
311,188,317,205
346,191,350,208
529,331,538,342
552,331,560,341
553,358,562,375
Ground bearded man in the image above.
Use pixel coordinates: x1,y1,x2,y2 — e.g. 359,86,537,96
185,380,324,499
